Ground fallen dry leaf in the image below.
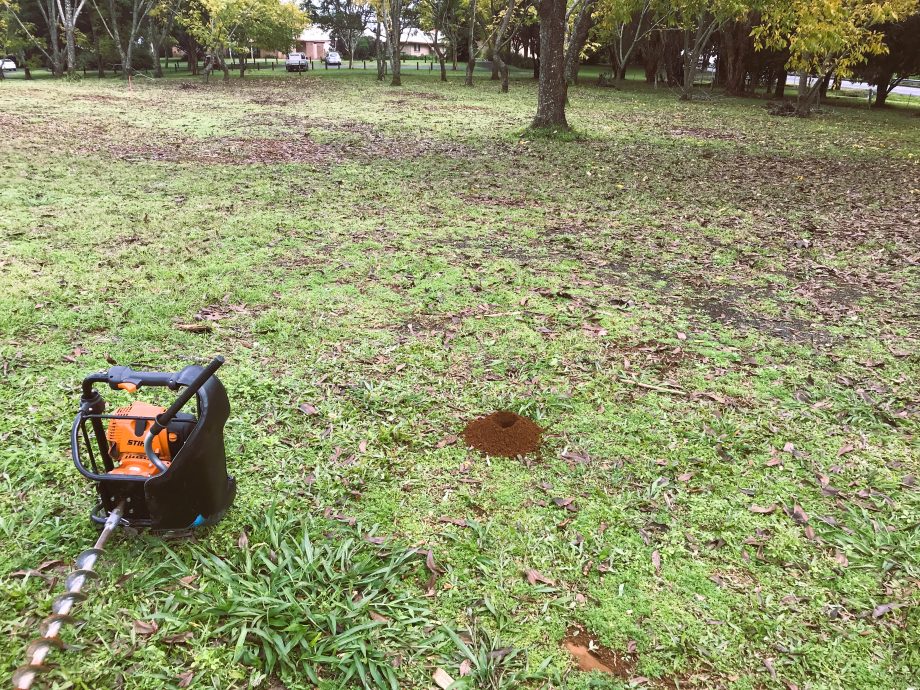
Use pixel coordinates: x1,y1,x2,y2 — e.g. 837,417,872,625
438,516,468,527
872,602,898,619
237,530,249,549
791,504,809,525
369,611,390,624
524,568,556,586
162,631,194,645
436,434,458,448
749,504,777,514
177,671,194,688
133,619,158,636
433,667,455,689
459,659,472,676
175,323,212,333
298,402,318,415
763,657,777,680
651,550,661,575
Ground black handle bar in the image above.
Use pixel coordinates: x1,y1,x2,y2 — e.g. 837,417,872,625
143,356,224,472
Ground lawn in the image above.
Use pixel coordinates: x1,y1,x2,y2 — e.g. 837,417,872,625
0,70,918,690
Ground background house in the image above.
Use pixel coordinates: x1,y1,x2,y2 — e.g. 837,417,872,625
290,26,442,60
397,28,439,57
295,27,333,59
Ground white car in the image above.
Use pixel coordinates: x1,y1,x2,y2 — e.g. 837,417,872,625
285,52,308,72
325,51,342,67
1,58,16,72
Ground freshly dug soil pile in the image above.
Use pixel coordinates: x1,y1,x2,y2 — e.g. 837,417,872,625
463,411,542,457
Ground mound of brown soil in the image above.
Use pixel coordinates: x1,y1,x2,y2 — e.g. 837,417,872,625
463,411,542,458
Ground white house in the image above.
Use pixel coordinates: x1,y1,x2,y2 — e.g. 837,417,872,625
293,26,442,59
295,27,334,60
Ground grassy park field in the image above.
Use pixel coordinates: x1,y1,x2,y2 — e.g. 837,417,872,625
1,70,918,689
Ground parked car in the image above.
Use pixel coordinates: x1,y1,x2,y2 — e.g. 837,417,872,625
325,51,342,67
285,52,308,72
1,58,17,72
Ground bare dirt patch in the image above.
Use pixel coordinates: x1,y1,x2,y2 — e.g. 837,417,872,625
666,127,740,141
562,625,636,678
463,411,542,457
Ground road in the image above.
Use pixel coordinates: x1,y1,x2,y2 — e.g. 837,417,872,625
787,74,920,98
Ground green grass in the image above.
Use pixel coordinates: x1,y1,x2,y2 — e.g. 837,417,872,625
0,69,918,690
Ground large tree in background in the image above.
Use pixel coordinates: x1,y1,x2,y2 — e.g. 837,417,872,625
419,0,460,80
96,0,159,77
670,0,748,100
306,0,373,67
0,0,64,77
595,0,672,82
463,0,476,84
754,0,919,115
484,0,520,91
59,0,92,73
854,13,920,107
715,14,756,94
182,0,306,80
380,0,417,85
147,0,183,77
1,0,63,75
531,0,567,128
563,0,595,86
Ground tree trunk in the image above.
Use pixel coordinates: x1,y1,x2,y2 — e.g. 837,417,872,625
35,0,64,76
388,0,402,86
819,72,831,100
15,49,32,79
212,53,229,82
90,21,104,77
721,18,750,96
872,71,893,108
494,50,508,92
150,31,163,78
640,33,659,83
563,0,595,87
439,55,447,81
464,0,477,85
532,0,568,129
662,30,681,86
773,68,787,98
375,23,385,80
795,71,824,116
125,39,134,77
62,0,81,76
680,28,694,100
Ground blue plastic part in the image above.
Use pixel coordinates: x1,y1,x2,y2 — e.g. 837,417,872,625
190,514,206,528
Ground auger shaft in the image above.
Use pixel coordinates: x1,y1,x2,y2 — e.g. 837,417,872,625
12,502,125,690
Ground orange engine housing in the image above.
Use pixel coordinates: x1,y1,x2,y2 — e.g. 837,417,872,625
106,401,174,477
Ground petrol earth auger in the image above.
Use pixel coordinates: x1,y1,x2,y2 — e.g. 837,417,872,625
12,356,235,689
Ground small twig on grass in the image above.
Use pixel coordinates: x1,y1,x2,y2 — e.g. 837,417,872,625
618,377,688,396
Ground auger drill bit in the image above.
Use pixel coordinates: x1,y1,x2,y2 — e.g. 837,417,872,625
12,502,125,690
